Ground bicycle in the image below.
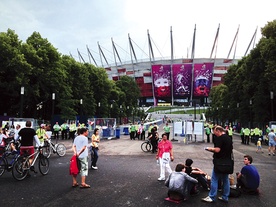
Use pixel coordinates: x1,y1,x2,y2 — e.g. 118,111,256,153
12,146,49,181
141,139,152,152
141,138,162,153
0,147,20,176
42,139,66,158
0,140,21,176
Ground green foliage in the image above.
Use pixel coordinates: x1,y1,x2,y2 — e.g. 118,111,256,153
0,29,141,122
209,19,276,126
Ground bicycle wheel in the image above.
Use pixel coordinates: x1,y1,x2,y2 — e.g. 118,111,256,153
56,143,66,157
146,142,152,152
0,157,7,176
43,142,51,158
141,142,149,152
12,157,29,181
39,155,49,175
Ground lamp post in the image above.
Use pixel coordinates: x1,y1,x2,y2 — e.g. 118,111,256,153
119,105,122,125
110,103,113,118
190,100,196,120
216,107,219,125
80,99,83,116
127,106,129,122
237,102,239,124
249,99,252,129
98,102,101,118
271,91,274,120
19,87,24,117
52,93,55,118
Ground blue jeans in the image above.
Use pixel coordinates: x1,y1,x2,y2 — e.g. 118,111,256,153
91,147,99,167
209,168,230,201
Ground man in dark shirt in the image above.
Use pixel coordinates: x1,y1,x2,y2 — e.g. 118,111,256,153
202,125,233,203
18,121,40,162
236,155,260,194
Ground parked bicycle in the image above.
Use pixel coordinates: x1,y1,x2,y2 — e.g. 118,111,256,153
0,147,20,176
42,139,66,158
0,150,20,176
12,146,49,181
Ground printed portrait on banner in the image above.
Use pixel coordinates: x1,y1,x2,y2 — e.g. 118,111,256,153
193,63,214,97
152,65,171,98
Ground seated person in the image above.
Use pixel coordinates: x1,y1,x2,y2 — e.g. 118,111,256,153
185,158,210,191
0,127,17,154
165,163,198,201
236,155,260,194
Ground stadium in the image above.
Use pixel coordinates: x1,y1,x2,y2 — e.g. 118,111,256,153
76,26,256,107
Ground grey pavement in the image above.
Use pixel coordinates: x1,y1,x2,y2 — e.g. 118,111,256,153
1,124,276,207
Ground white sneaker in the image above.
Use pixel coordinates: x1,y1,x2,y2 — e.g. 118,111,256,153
201,196,214,203
91,166,98,170
157,177,165,181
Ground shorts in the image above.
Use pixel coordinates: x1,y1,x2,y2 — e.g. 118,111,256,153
78,156,88,176
257,146,262,150
269,141,275,147
20,146,35,159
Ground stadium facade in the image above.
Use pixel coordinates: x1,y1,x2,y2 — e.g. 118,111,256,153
77,26,255,107
104,57,238,107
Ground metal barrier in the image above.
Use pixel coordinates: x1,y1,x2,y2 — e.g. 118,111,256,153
172,120,204,143
87,118,116,139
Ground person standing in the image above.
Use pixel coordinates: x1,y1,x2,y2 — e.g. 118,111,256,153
147,123,153,138
243,127,250,145
236,155,260,194
53,122,60,140
69,121,77,140
228,125,233,141
253,127,260,145
36,124,46,146
91,128,100,170
163,123,171,140
43,124,52,141
205,124,211,143
256,138,263,153
267,129,276,156
149,126,159,153
61,121,68,140
14,124,21,140
129,123,136,140
156,133,174,181
240,127,245,144
72,127,90,188
138,123,145,140
202,125,233,203
18,121,41,168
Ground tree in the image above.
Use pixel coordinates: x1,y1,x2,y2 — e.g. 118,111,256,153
0,29,31,117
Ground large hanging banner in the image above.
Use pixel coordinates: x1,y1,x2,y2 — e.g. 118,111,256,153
193,63,214,97
173,64,192,97
152,65,172,98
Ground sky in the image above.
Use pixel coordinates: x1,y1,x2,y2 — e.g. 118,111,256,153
1,0,275,66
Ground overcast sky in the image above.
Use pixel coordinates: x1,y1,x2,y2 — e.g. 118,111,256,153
1,0,274,65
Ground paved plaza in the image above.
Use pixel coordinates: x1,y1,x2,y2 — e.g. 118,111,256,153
1,124,276,207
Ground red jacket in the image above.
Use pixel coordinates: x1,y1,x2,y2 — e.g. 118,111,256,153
69,155,79,176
